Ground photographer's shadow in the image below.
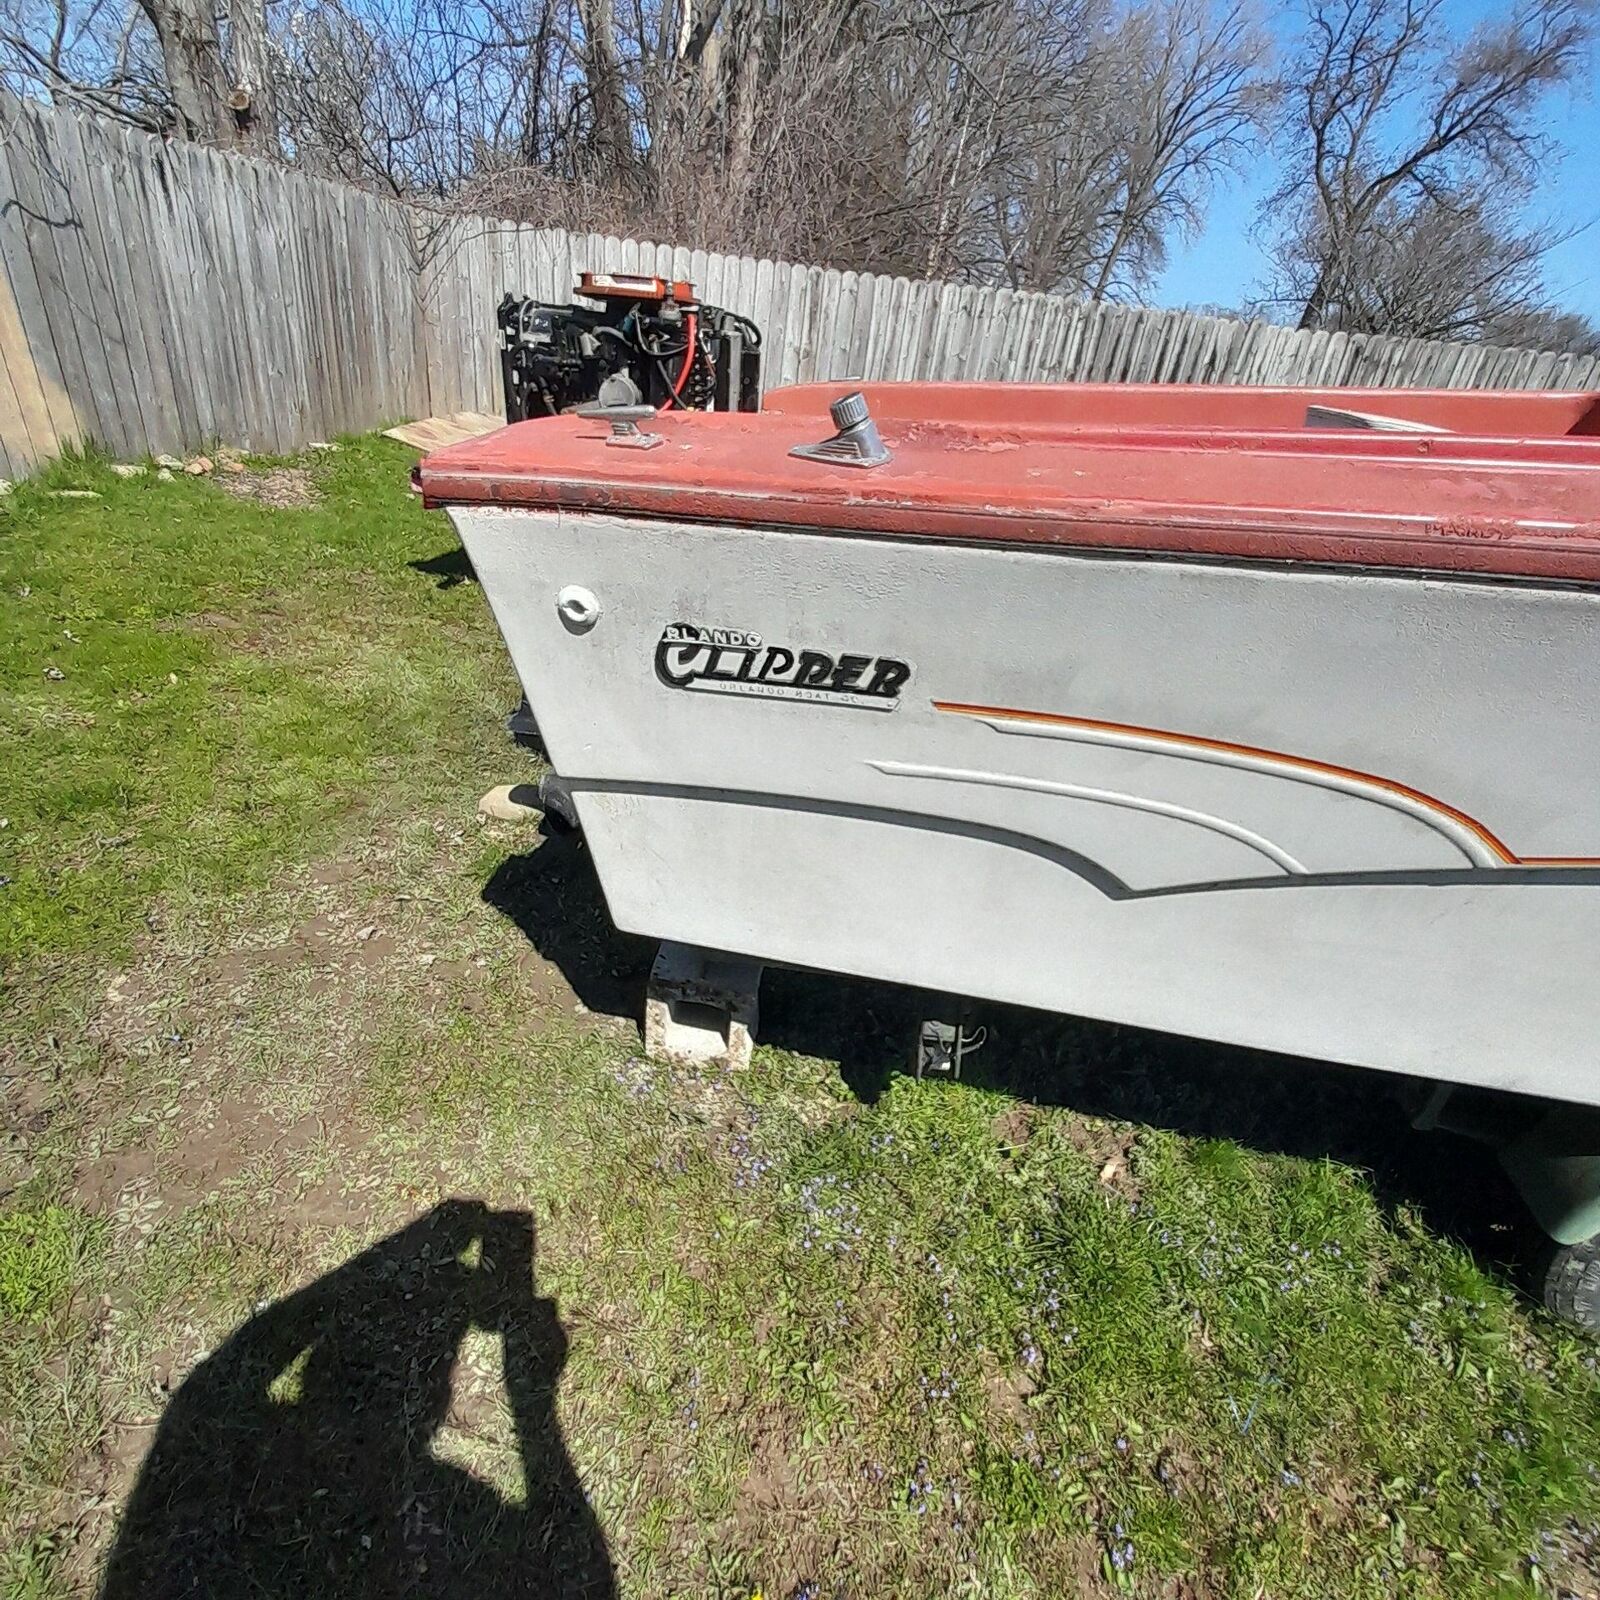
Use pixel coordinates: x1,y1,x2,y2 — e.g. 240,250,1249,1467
100,1201,614,1600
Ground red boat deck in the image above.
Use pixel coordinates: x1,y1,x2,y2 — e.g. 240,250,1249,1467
764,381,1600,436
418,382,1600,584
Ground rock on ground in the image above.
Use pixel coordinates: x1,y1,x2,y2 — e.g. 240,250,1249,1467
476,783,543,823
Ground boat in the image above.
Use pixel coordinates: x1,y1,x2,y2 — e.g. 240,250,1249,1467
419,381,1600,1328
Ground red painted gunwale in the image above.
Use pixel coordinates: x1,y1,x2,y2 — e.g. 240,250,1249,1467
417,382,1600,584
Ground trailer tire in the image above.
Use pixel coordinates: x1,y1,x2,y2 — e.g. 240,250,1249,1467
1539,1236,1600,1336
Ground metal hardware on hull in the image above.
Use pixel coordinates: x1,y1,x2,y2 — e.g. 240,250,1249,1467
913,1012,987,1080
790,390,891,469
575,401,664,450
556,585,602,631
506,696,542,752
536,772,580,833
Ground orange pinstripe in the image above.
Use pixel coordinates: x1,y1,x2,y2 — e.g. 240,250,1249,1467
932,701,1600,869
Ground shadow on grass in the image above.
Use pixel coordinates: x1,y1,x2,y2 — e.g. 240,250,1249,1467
763,976,1533,1280
480,835,1531,1285
482,830,655,1021
409,546,477,589
99,1202,614,1600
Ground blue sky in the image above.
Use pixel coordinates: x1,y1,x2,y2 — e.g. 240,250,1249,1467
1155,0,1600,321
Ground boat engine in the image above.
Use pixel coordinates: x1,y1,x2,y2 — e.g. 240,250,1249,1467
495,271,763,785
497,271,762,422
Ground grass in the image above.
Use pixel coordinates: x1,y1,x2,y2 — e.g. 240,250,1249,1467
0,1207,105,1323
2,439,1599,1598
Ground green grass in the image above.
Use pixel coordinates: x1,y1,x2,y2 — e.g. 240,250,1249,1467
0,441,509,959
0,1207,104,1323
2,439,1598,1598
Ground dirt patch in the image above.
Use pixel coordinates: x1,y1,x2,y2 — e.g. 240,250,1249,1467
993,1103,1035,1150
73,1093,374,1228
214,466,320,510
513,945,592,1015
1065,1120,1142,1199
737,1429,799,1516
67,852,461,1228
75,1146,158,1209
727,1415,837,1579
723,1414,858,1600
1151,1442,1205,1502
982,1360,1038,1428
1,1062,59,1131
55,829,589,1253
309,859,364,888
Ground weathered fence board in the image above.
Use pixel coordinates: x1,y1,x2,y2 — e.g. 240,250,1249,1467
0,92,432,471
3,90,1599,474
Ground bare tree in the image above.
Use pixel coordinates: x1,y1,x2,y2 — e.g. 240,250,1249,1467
1266,0,1595,337
3,0,1278,298
1484,303,1600,356
572,0,632,176
1086,0,1274,298
133,0,230,142
1270,185,1589,340
227,0,274,153
2,0,277,149
956,0,1272,296
0,0,169,127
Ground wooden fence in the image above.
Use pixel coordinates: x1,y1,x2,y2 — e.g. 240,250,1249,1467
5,90,1600,479
0,92,424,476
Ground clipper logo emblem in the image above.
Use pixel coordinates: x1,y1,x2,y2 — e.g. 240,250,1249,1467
655,623,911,710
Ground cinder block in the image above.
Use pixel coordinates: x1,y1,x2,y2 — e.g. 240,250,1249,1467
643,941,762,1070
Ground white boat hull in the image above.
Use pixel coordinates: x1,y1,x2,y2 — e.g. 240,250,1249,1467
451,506,1600,1108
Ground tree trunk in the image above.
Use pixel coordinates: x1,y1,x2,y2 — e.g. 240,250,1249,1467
575,0,634,179
1090,211,1137,301
1297,261,1332,329
227,0,276,157
724,32,761,215
138,0,232,145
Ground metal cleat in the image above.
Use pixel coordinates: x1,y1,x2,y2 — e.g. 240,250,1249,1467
576,401,664,450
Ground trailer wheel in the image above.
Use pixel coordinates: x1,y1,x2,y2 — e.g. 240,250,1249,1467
1538,1236,1600,1336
